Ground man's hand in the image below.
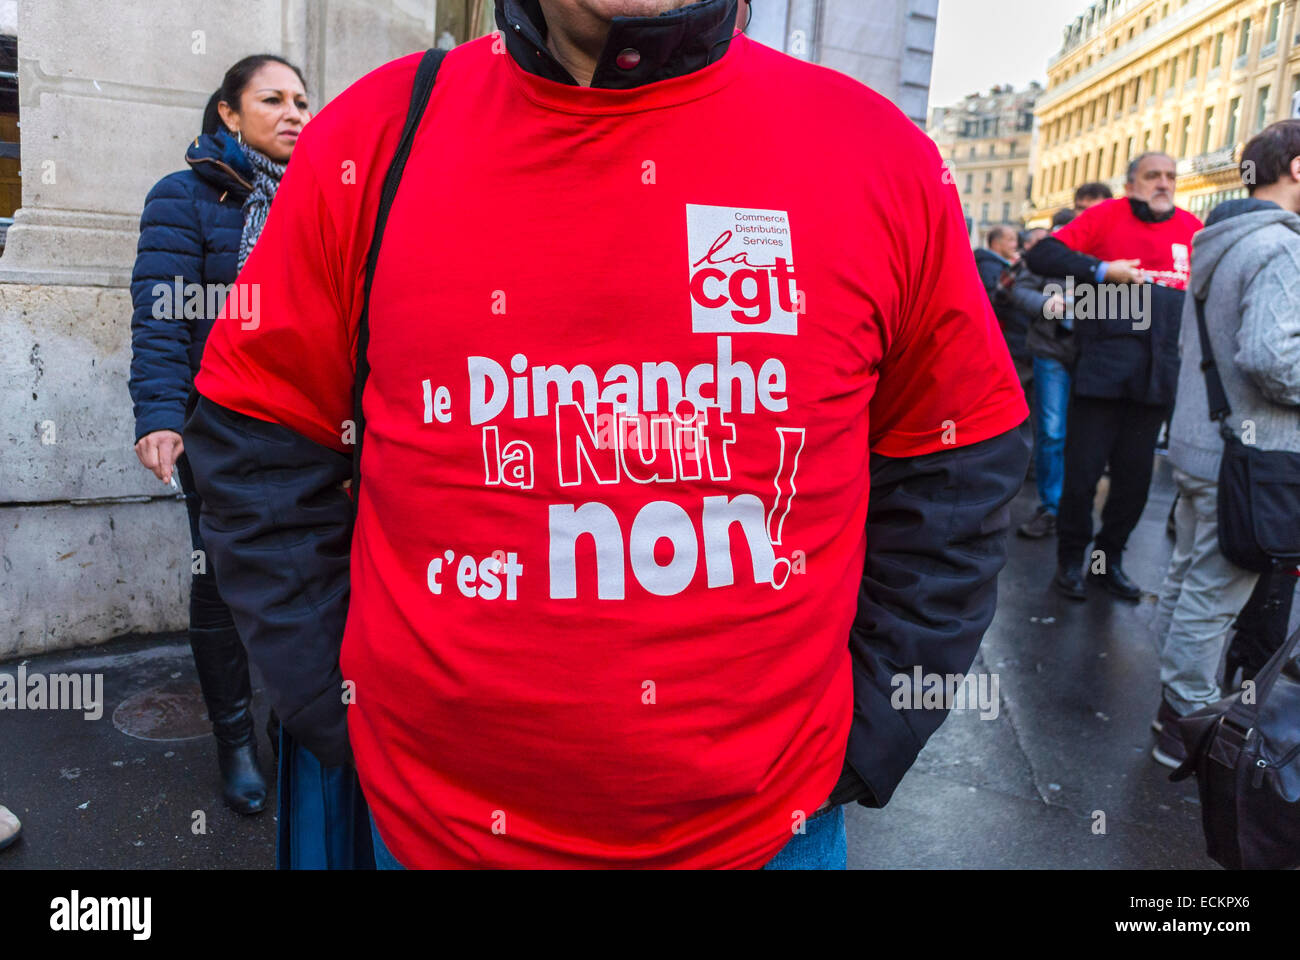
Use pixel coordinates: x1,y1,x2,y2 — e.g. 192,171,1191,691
134,429,184,485
1044,294,1067,317
1103,258,1145,284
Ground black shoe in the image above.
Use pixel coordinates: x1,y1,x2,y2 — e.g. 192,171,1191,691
1088,563,1142,602
190,626,268,816
1151,720,1188,769
1018,507,1057,539
1052,563,1087,601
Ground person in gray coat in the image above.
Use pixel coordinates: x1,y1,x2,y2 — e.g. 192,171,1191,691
1151,120,1300,767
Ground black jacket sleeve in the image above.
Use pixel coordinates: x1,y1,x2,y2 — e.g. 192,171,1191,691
1024,235,1101,283
183,395,354,767
826,425,1029,808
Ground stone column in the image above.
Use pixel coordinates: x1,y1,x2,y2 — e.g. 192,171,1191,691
0,0,436,659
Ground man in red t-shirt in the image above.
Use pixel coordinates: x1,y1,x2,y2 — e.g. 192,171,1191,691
1026,152,1202,604
183,0,1028,869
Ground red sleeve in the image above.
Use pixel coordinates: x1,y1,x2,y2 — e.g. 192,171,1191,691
195,53,423,453
868,138,1028,458
1051,198,1109,256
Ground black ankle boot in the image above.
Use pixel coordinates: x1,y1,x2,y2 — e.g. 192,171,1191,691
189,626,268,815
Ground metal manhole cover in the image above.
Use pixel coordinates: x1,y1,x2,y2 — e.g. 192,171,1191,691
112,679,210,741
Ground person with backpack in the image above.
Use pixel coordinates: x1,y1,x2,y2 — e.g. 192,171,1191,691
128,54,311,815
182,0,1029,869
1150,121,1300,768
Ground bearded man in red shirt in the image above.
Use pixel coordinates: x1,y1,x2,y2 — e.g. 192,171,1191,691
1026,152,1202,603
183,0,1029,869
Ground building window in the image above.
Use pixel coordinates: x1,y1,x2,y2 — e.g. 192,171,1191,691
1212,31,1224,68
1161,123,1171,154
1267,2,1281,45
1190,44,1200,79
1236,17,1251,60
1126,135,1135,162
1005,170,1014,191
1002,202,1011,222
965,173,974,193
1226,96,1241,145
1256,85,1272,132
981,202,990,223
1168,55,1178,90
1071,156,1079,185
970,146,976,158
1179,115,1191,157
984,171,993,192
1202,105,1215,153
1110,142,1119,177
1143,129,1151,153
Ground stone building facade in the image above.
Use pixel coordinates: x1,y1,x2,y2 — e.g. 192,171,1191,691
1031,0,1300,225
746,0,937,123
929,83,1041,247
0,0,933,659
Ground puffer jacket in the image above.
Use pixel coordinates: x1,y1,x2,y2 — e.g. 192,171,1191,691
128,130,253,441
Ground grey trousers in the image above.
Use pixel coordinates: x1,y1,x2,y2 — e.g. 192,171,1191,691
1152,470,1260,714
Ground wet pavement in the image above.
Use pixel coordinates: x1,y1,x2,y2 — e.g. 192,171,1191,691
1,457,1285,869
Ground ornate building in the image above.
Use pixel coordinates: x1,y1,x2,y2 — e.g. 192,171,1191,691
1031,0,1300,226
929,83,1041,246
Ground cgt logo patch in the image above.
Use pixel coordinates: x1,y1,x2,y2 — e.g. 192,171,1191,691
686,204,800,335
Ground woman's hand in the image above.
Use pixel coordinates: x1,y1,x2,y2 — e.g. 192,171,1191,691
134,430,185,485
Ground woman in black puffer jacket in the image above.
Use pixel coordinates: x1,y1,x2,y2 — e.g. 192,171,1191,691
128,54,310,816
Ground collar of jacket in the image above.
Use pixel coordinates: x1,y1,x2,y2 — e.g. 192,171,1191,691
1128,197,1176,223
186,129,254,201
494,0,739,89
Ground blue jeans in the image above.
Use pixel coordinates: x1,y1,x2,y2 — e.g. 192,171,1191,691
1031,356,1071,514
368,805,848,870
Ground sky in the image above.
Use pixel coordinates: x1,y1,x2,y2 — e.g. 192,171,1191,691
929,0,1096,109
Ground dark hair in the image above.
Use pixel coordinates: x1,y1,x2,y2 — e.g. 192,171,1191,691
201,54,306,136
1241,120,1300,194
1051,207,1076,229
1073,181,1113,205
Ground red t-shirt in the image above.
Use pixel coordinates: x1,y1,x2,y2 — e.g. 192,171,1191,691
1053,197,1202,289
197,33,1027,868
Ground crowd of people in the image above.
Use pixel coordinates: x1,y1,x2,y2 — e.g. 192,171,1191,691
976,128,1300,770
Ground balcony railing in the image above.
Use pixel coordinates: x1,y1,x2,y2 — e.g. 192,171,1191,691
1183,145,1237,174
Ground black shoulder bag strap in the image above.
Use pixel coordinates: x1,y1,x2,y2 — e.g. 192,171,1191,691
1192,291,1234,437
352,48,446,505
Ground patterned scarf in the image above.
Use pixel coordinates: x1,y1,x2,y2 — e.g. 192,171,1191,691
238,142,288,271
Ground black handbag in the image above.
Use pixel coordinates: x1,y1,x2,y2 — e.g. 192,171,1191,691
1193,295,1300,573
1171,624,1300,869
